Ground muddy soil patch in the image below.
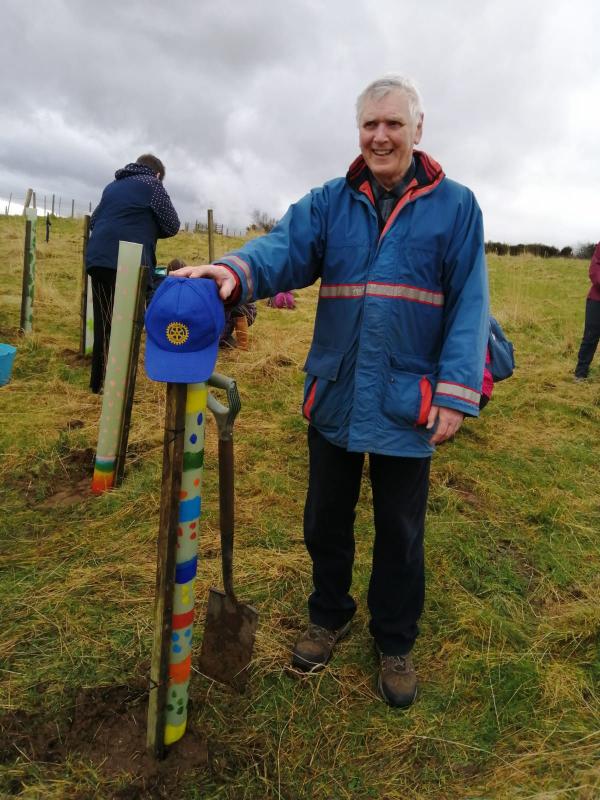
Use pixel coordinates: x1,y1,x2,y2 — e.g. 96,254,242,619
1,684,208,798
61,348,89,367
35,447,95,508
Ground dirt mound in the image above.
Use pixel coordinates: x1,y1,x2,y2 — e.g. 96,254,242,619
1,684,208,798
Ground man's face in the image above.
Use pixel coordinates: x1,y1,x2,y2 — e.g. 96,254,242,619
359,90,423,190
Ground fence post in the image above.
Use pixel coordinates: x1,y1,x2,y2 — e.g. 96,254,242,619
79,215,90,356
58,197,62,216
19,209,37,332
51,194,55,216
208,209,214,262
146,382,187,759
71,199,75,218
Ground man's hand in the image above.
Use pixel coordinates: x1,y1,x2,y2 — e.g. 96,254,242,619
169,264,236,301
426,405,464,445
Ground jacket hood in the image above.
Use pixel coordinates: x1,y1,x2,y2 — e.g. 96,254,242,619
114,163,158,181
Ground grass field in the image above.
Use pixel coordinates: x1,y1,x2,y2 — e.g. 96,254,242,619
0,215,598,799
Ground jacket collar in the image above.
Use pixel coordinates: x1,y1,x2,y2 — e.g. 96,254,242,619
346,150,446,238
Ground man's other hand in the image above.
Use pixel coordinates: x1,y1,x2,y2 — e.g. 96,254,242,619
426,405,464,445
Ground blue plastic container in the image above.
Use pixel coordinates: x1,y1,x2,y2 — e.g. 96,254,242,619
0,343,17,386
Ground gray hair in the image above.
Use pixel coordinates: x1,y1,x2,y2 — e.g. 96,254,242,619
356,75,424,126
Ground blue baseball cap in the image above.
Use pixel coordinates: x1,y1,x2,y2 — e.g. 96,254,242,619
144,276,225,383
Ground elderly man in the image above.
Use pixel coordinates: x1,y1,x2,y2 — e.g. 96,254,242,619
174,75,488,707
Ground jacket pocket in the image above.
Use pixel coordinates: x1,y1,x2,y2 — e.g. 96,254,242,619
302,345,345,424
383,354,436,427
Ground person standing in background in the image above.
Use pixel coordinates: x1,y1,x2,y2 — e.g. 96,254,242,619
86,154,179,393
574,243,600,381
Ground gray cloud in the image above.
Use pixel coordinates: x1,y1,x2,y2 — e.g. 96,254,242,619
1,0,599,246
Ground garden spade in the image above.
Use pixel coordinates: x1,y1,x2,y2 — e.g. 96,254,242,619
198,373,258,691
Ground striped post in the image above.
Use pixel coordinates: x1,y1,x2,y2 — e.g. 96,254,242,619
91,241,143,494
19,209,37,333
147,382,207,757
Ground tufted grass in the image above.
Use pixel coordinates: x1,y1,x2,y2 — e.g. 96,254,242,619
0,217,598,799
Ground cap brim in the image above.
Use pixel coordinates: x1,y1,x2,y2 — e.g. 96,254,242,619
144,335,219,384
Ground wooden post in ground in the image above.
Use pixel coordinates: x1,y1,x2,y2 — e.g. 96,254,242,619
147,381,207,756
71,199,75,218
147,382,187,760
51,194,55,216
79,215,90,357
19,209,37,333
207,209,215,262
91,241,144,494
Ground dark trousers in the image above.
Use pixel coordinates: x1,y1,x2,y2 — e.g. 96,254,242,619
303,425,431,655
88,267,117,393
575,298,600,378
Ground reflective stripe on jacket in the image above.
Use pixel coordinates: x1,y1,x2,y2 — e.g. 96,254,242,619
218,151,489,457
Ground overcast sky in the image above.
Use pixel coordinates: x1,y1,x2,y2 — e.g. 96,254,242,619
1,0,599,247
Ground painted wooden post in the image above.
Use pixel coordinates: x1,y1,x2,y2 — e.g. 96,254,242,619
91,241,144,494
208,209,215,263
79,215,91,357
19,209,37,333
147,382,207,757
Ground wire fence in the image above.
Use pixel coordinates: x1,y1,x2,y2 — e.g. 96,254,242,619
2,189,92,218
1,188,249,239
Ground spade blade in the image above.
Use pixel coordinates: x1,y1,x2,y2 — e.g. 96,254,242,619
198,588,258,692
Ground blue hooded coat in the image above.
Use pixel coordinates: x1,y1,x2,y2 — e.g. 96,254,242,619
218,151,489,457
86,163,180,272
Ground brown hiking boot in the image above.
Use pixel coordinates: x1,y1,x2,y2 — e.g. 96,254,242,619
291,621,351,672
376,647,417,708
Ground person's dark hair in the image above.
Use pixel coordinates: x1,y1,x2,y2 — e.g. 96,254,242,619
136,153,165,180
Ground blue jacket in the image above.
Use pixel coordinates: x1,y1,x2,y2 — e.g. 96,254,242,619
86,163,180,272
219,151,489,457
